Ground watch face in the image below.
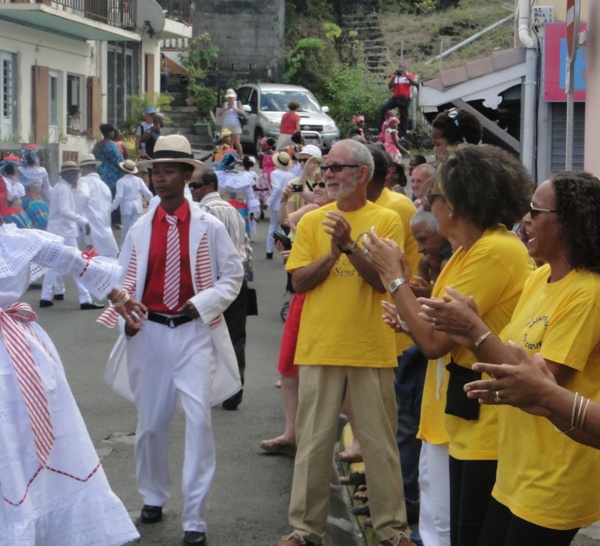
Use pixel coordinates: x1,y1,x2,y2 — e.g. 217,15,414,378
389,278,405,293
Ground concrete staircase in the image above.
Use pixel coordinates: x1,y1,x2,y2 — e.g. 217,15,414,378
161,74,214,155
339,6,390,78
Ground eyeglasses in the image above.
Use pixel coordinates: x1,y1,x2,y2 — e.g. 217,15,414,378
320,164,361,174
297,157,309,164
529,203,557,218
188,182,208,190
309,181,326,190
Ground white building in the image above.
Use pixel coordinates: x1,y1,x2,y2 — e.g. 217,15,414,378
0,0,191,173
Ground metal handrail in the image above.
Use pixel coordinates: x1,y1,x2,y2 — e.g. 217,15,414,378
154,0,191,24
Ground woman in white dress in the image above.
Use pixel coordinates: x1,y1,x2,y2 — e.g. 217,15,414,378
0,222,145,545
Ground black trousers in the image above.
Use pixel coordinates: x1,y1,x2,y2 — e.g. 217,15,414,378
449,456,497,546
380,95,411,136
223,279,248,384
478,497,579,546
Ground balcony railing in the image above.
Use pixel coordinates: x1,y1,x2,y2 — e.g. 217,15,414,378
3,0,137,30
155,0,190,24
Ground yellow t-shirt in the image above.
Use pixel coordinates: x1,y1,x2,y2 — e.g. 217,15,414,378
417,357,450,445
286,201,404,367
374,188,420,356
494,265,600,529
430,226,534,460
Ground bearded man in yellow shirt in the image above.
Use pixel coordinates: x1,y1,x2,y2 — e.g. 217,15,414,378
277,139,416,546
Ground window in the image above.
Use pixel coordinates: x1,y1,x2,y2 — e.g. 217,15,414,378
49,71,59,143
0,51,16,140
67,73,85,134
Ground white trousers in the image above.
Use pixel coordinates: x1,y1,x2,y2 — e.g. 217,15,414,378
266,210,280,254
419,441,451,546
41,236,92,304
126,319,216,532
120,211,141,246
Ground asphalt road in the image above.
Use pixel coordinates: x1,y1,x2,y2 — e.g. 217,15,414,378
22,216,600,546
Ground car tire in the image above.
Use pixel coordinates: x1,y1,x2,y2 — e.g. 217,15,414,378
254,128,264,155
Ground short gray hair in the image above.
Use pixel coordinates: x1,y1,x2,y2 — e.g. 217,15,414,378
413,163,436,181
333,139,374,180
410,208,439,231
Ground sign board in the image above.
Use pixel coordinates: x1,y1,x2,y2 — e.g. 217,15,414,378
566,0,580,62
532,6,555,27
544,23,587,102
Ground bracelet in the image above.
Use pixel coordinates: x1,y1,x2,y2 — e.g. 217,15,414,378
579,397,591,430
556,391,580,434
473,330,492,350
111,290,130,308
397,315,411,332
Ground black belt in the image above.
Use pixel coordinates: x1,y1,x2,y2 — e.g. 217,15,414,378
147,311,193,329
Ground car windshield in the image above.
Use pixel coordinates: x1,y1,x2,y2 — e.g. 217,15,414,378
259,90,322,113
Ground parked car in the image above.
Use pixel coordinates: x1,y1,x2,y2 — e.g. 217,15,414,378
232,83,340,153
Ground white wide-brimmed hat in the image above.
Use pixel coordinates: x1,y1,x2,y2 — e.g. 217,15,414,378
119,159,139,174
225,88,237,98
273,151,293,171
137,135,205,170
79,153,101,167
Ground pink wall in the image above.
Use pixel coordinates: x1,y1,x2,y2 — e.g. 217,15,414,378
584,1,600,177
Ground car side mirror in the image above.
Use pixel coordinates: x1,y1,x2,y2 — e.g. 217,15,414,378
243,104,252,114
321,106,330,113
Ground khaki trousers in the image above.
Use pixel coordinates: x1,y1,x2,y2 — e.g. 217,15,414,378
289,365,409,543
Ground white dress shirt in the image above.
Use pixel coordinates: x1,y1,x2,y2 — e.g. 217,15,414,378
111,174,153,215
46,179,89,238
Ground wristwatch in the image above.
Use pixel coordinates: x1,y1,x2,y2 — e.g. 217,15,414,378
388,277,406,294
340,241,359,255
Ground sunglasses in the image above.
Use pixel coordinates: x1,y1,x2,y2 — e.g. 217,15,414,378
309,181,326,190
188,182,208,190
427,192,445,205
320,164,361,174
529,203,557,218
297,157,309,164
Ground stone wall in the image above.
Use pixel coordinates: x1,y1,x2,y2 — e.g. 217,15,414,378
192,0,285,84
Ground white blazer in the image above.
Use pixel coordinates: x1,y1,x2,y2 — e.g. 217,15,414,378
103,198,244,406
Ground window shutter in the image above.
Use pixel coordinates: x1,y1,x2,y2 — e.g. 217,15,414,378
32,65,49,142
87,76,102,140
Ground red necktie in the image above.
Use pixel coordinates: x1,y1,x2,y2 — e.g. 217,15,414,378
163,214,180,310
0,303,55,465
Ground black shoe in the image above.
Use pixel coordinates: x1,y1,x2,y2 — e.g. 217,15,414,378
80,302,105,310
266,252,273,259
53,294,64,301
222,389,243,411
183,531,207,545
39,299,53,308
140,504,162,524
351,503,370,517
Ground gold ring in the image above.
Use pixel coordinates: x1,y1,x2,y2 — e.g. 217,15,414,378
494,390,501,403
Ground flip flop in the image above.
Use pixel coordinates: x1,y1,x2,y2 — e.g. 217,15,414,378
352,486,369,501
259,437,297,457
340,471,367,486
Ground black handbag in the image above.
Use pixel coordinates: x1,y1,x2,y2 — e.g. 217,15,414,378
238,114,248,127
445,358,482,421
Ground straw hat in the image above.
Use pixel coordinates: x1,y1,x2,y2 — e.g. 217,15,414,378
220,128,232,139
137,135,205,170
273,151,293,171
79,153,101,167
225,88,237,99
119,159,139,174
60,161,80,173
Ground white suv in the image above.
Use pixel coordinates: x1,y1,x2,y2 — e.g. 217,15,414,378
234,83,340,153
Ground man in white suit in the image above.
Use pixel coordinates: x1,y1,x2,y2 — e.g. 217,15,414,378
40,161,105,310
77,153,119,258
98,135,243,546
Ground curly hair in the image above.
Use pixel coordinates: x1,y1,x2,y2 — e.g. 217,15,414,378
432,108,482,146
552,172,600,273
437,144,533,230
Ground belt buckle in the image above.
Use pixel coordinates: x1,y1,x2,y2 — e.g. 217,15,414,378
167,317,177,329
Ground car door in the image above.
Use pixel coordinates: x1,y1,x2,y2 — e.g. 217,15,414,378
236,86,254,144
